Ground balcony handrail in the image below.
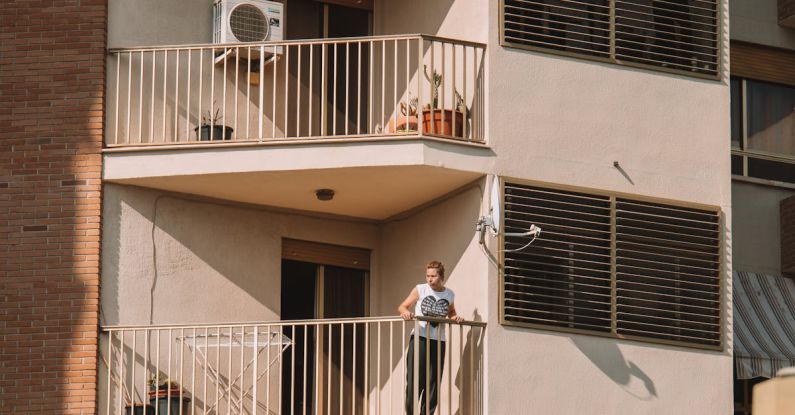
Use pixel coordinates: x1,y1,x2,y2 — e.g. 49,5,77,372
107,33,486,53
107,34,487,145
100,315,486,414
102,315,486,331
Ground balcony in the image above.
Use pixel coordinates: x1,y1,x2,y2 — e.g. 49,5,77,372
103,34,490,219
106,35,486,147
100,317,485,415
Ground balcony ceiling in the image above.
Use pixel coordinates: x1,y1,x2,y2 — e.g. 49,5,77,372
103,139,493,220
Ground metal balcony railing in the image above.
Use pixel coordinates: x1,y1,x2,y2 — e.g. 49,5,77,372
100,316,485,415
106,35,486,147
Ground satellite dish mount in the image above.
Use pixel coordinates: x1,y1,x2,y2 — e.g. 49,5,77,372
477,176,542,252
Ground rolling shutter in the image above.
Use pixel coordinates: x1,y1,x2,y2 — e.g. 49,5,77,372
731,41,795,87
282,238,371,271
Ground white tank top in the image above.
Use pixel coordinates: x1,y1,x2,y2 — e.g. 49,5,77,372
413,283,455,341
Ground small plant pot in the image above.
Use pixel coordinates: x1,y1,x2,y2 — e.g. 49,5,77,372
124,403,155,415
422,109,463,138
149,395,191,415
387,115,418,134
195,125,234,141
147,388,182,399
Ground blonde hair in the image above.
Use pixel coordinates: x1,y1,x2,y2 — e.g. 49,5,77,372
426,260,445,280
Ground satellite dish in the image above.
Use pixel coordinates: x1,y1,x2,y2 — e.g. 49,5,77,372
489,175,501,234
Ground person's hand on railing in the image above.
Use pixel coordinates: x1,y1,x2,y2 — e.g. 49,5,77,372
400,310,414,321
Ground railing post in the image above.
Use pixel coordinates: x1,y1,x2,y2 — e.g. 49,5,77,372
413,320,419,415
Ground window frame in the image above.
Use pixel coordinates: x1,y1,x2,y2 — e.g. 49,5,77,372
498,177,725,351
731,76,795,189
498,0,724,81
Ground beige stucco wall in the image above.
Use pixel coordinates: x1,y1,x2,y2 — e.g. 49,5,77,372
732,181,795,276
481,0,733,414
101,183,381,326
731,0,795,50
374,0,488,44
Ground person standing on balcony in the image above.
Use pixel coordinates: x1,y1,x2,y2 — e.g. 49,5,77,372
398,260,464,415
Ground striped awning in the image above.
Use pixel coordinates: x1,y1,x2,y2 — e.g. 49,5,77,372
733,271,795,379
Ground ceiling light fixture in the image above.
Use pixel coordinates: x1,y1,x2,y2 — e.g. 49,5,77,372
315,189,335,201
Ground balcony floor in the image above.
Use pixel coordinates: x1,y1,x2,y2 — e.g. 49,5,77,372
103,137,493,220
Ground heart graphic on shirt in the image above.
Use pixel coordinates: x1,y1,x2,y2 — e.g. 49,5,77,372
420,297,449,327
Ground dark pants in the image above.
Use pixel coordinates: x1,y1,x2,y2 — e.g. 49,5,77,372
405,335,446,415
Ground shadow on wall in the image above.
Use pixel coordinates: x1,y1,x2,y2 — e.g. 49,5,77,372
454,308,486,415
570,336,657,400
376,180,486,412
101,185,281,326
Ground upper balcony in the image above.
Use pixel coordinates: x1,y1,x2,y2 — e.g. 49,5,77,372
106,34,485,147
103,34,491,219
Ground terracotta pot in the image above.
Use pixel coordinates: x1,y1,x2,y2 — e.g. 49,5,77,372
386,115,418,133
148,388,182,398
422,109,464,138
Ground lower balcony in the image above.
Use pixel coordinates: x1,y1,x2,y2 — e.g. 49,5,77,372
100,317,485,415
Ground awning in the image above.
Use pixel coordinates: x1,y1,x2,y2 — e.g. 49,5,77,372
734,271,795,379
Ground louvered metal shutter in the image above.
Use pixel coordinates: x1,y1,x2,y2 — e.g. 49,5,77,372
614,0,720,76
615,199,721,347
501,181,723,349
502,0,612,58
503,183,613,332
501,0,721,78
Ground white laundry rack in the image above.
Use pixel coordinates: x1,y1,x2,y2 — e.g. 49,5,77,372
178,330,292,415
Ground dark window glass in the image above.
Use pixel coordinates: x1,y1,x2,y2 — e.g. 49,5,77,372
748,157,795,183
731,154,743,176
747,79,795,158
731,78,741,148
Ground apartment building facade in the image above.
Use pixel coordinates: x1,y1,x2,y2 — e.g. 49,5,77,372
5,0,794,414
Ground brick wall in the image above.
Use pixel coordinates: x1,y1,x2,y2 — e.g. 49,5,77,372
0,1,106,414
783,195,795,277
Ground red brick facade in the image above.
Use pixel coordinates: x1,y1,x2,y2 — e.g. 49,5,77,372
783,195,795,277
0,1,106,413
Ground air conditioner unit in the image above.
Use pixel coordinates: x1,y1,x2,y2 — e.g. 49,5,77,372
213,0,284,56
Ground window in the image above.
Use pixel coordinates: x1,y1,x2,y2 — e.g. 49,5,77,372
733,374,765,415
501,0,721,78
731,77,795,185
501,180,722,349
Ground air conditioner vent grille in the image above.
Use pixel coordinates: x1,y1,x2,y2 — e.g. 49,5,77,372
229,4,269,42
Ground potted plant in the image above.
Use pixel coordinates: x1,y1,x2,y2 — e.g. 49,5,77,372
124,402,155,415
194,106,234,141
387,93,419,133
421,65,465,138
147,375,190,414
